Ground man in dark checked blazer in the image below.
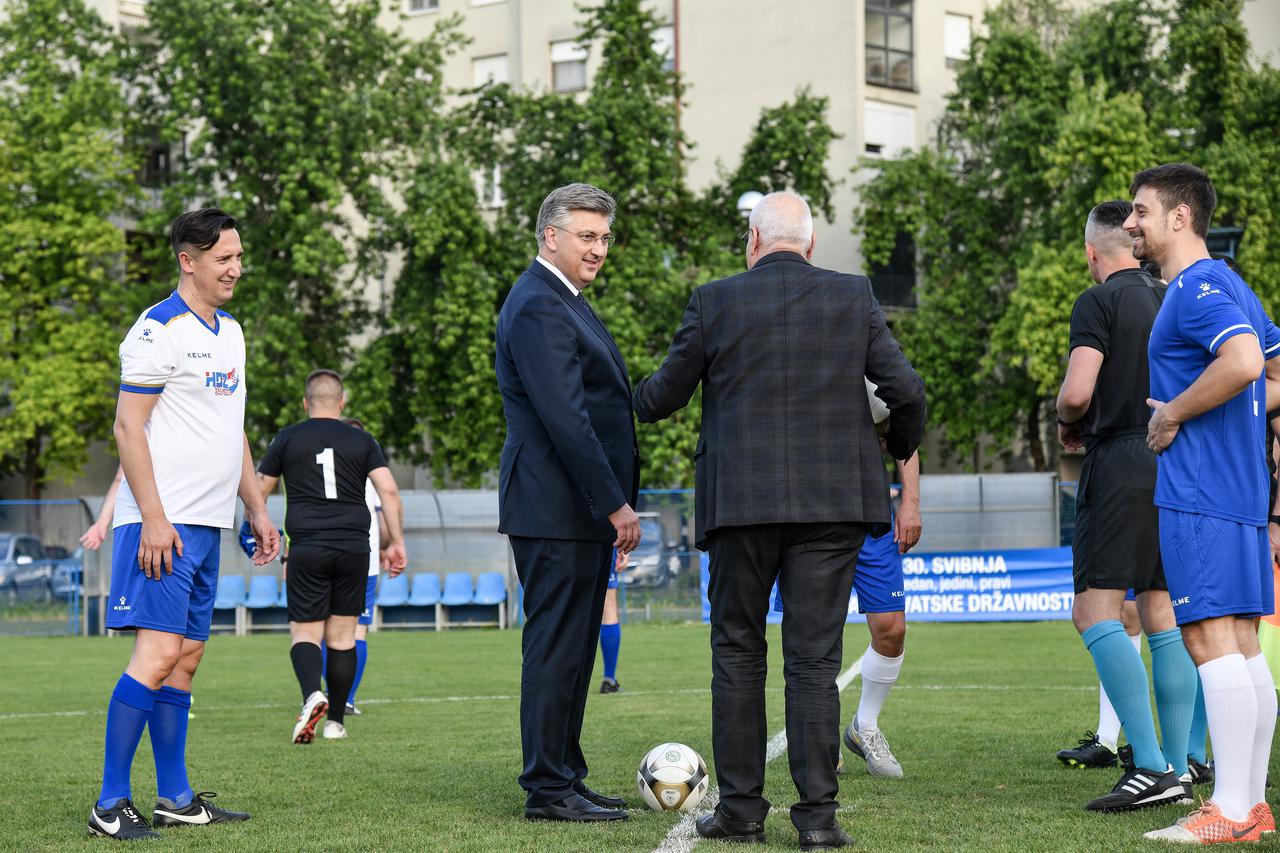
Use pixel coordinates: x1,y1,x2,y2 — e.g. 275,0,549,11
633,191,926,850
495,183,641,823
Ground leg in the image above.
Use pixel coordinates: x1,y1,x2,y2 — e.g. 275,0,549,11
151,639,204,808
324,614,359,724
510,537,611,807
1237,617,1274,811
322,552,369,727
563,544,612,787
1137,589,1196,776
289,620,327,701
349,574,376,708
599,586,621,690
778,522,866,831
705,525,782,823
1095,598,1141,751
856,610,905,730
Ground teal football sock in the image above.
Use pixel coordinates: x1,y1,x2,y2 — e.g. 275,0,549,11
1083,620,1165,772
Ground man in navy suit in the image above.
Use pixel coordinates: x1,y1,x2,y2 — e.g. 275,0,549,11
495,182,641,822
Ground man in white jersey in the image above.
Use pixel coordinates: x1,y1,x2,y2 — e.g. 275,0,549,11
343,416,391,717
89,209,280,841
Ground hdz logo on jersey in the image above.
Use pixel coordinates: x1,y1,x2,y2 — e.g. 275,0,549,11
205,367,241,396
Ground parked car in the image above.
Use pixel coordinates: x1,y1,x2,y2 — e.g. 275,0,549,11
617,514,680,588
1,533,83,602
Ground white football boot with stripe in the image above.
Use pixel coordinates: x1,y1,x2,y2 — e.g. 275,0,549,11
292,690,328,744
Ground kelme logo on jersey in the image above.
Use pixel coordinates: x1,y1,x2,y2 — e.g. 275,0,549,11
205,367,241,396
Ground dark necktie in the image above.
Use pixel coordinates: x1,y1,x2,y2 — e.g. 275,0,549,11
576,293,600,325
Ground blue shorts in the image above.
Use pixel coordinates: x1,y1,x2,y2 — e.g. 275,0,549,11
772,526,904,615
1159,508,1274,626
358,575,378,626
852,528,905,613
607,567,618,591
107,523,222,641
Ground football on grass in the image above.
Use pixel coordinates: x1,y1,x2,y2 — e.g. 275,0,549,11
638,742,709,812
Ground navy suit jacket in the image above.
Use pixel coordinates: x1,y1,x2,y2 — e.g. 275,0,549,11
495,259,639,542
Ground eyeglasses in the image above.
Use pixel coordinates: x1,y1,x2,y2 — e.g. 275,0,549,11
553,226,616,248
739,228,753,246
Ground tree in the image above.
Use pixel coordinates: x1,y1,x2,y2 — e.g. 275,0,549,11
125,0,462,451
855,0,1279,471
0,0,137,497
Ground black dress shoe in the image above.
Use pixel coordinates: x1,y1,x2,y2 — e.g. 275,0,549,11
798,824,854,850
524,793,628,822
575,783,627,809
695,809,765,843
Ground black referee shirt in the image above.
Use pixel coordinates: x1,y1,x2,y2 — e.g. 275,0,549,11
1068,267,1167,453
259,418,388,553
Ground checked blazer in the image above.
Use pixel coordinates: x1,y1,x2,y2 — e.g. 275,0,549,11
633,251,926,548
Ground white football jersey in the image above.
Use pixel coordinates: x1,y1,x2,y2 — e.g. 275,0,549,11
114,291,247,530
364,478,382,576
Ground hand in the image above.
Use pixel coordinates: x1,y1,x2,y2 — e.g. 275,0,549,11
79,522,109,551
609,503,641,553
247,508,280,566
382,542,408,577
138,516,183,579
615,549,631,572
1058,422,1084,451
1146,398,1181,454
1270,522,1280,569
895,503,922,554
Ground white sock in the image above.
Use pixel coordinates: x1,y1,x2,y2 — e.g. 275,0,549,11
1097,633,1141,750
1199,654,1257,822
856,644,904,730
1245,654,1276,807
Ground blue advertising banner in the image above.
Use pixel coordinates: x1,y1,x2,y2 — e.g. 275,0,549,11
700,547,1074,624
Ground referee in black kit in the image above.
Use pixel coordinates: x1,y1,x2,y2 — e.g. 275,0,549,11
257,369,407,744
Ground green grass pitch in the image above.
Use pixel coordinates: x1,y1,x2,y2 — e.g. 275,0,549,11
3,620,1278,851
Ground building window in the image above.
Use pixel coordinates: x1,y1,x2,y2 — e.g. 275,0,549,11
652,25,675,72
863,101,915,158
472,54,509,87
870,232,917,309
866,0,912,89
406,0,438,14
474,164,504,209
944,13,971,69
551,39,588,92
139,142,171,188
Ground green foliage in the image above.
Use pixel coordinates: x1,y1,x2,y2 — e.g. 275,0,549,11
855,0,1280,470
125,0,462,452
0,0,136,496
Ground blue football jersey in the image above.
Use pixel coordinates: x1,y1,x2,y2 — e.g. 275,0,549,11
1148,259,1280,525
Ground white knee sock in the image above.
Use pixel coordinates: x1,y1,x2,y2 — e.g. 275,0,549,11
1245,654,1276,808
1097,633,1141,750
1199,654,1257,822
856,644,904,730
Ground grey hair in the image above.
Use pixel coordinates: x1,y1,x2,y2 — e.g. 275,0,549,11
535,183,617,246
1084,199,1134,256
748,191,813,249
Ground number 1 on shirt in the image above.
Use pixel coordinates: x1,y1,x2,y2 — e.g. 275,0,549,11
315,448,337,499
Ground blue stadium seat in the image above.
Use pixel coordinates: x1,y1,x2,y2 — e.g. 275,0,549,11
441,572,475,606
244,575,279,609
473,572,507,606
407,573,442,606
377,573,410,607
213,575,246,610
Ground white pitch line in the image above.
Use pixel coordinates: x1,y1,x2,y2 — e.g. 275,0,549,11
653,654,864,853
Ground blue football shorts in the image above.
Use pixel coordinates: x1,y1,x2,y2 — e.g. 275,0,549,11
358,574,378,626
772,524,905,615
107,523,222,641
1159,508,1274,625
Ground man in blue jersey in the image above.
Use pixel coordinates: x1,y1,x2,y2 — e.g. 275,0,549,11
88,209,281,841
1131,164,1279,844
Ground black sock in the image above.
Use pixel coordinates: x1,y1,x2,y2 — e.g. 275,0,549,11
325,647,357,724
290,642,324,702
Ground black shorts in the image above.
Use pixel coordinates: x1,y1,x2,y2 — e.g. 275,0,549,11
286,544,370,622
1073,434,1167,595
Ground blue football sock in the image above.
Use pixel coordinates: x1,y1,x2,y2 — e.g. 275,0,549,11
1189,675,1209,764
98,674,156,809
349,639,368,703
600,622,621,681
150,686,193,808
1082,620,1165,772
1148,627,1196,776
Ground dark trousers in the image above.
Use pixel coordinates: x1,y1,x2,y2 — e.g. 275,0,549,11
509,536,612,807
706,521,868,830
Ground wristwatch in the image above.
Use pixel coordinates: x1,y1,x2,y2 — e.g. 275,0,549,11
1269,515,1280,526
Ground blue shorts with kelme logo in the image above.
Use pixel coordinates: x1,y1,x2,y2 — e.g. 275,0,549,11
107,523,222,641
773,525,905,615
1159,508,1274,626
358,574,378,626
853,527,906,613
